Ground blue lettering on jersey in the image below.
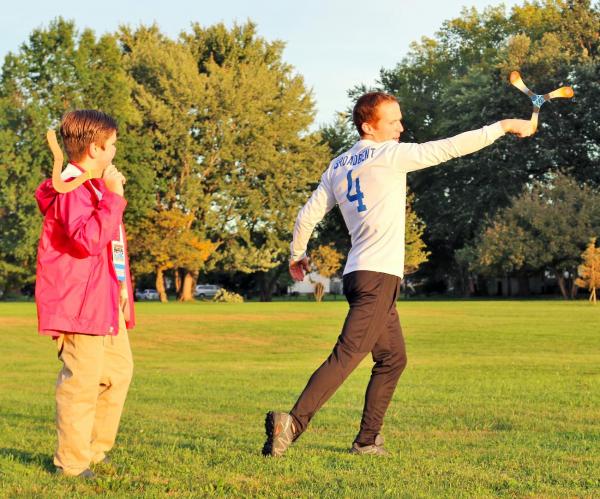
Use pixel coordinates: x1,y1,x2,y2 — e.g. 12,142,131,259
346,171,367,212
333,147,376,170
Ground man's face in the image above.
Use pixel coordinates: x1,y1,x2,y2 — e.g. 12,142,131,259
95,130,117,169
364,101,404,142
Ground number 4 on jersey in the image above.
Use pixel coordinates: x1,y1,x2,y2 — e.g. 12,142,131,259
346,170,367,212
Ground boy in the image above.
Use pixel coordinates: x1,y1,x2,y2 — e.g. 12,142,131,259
35,109,135,478
263,92,533,457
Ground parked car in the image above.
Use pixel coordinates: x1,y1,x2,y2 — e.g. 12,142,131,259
194,284,221,298
135,289,160,300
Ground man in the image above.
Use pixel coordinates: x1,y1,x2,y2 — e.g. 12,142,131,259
262,92,533,457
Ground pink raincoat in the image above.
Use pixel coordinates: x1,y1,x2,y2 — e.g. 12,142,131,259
35,176,136,336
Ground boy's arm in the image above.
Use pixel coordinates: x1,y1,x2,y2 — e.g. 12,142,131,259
58,186,127,256
393,119,531,172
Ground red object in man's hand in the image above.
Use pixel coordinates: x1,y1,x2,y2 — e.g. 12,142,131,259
289,257,310,282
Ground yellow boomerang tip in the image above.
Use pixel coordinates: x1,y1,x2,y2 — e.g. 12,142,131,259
509,71,521,84
548,86,574,99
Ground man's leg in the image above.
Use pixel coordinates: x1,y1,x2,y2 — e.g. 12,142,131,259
90,310,133,464
354,278,407,446
289,271,399,436
54,333,104,476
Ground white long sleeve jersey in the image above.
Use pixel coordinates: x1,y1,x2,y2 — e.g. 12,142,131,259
291,122,506,278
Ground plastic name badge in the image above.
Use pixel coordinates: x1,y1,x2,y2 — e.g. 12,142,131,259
112,240,126,281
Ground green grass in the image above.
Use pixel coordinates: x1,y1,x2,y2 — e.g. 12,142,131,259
0,300,599,497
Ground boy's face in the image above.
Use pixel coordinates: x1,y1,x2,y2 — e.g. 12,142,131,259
94,130,117,170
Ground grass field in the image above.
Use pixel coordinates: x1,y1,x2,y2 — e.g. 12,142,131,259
0,300,598,497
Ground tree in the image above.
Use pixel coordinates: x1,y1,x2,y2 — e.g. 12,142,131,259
127,209,218,302
310,244,343,302
404,192,430,275
0,18,142,296
353,0,600,293
575,238,600,303
181,22,328,300
469,173,600,299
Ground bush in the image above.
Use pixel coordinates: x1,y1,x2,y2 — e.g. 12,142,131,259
212,289,244,303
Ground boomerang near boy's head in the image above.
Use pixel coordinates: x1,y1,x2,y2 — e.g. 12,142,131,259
49,110,118,193
509,71,574,133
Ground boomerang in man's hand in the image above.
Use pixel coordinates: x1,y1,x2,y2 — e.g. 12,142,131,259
509,71,574,133
47,130,103,193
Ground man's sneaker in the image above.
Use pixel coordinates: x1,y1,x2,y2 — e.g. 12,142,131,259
262,411,295,457
349,434,389,456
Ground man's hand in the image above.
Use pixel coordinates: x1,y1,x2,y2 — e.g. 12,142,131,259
289,256,310,282
500,119,535,138
103,164,126,196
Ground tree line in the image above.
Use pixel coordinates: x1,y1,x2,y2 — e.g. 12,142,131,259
1,0,599,300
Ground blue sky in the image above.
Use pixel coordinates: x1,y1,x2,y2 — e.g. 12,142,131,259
1,0,523,126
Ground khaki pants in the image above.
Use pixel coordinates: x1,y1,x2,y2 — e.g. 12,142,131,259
54,310,133,475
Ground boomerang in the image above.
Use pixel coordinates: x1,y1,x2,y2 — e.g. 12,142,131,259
47,130,103,193
509,71,574,133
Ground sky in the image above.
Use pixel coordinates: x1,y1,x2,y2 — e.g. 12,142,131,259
1,0,524,127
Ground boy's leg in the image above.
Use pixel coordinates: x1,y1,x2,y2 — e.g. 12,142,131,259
289,271,398,436
354,278,407,446
90,310,133,464
54,333,104,476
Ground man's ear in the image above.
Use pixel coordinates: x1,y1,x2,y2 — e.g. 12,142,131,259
361,121,374,136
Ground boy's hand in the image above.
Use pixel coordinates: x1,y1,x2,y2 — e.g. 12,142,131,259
103,164,126,196
500,119,535,138
289,256,310,282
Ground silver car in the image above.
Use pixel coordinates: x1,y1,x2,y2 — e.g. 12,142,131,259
194,284,221,298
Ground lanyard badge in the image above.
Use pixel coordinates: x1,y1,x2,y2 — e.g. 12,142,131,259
112,226,126,282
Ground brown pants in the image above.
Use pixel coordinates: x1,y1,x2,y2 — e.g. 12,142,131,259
54,310,133,475
290,271,407,446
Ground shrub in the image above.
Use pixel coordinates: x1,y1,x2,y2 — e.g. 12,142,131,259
212,289,244,303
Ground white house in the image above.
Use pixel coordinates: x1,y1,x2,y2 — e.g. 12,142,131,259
288,272,343,295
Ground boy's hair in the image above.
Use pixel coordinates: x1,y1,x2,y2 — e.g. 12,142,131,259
59,110,118,162
352,92,398,137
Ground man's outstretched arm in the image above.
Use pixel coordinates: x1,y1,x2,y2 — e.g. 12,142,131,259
394,119,533,172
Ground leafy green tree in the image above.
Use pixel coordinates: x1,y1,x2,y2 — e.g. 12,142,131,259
181,22,328,300
0,18,142,296
470,173,600,299
352,0,600,293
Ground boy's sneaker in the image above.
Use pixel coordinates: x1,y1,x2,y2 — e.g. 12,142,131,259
349,434,389,456
55,468,96,478
262,411,295,457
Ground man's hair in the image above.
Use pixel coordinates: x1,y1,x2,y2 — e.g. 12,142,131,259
59,110,118,162
352,92,398,137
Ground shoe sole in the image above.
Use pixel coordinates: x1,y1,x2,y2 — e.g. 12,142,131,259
262,411,276,456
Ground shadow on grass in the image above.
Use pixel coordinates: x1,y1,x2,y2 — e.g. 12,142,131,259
0,448,54,472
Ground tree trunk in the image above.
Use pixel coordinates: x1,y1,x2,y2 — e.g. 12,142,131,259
156,267,168,303
178,270,196,302
569,279,578,299
517,276,530,296
174,269,182,296
556,274,569,300
314,282,325,302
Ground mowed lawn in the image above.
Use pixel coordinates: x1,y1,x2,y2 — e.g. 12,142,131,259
0,300,598,497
